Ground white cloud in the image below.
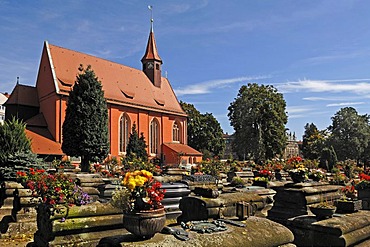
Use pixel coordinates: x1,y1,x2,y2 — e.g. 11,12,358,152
286,105,313,114
277,78,370,94
326,102,365,107
303,96,364,101
175,75,269,96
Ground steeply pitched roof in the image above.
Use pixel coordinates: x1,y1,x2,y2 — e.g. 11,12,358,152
141,31,162,63
163,143,203,156
5,84,39,107
45,42,185,116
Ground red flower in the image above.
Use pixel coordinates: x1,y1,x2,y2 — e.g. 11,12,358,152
360,173,370,181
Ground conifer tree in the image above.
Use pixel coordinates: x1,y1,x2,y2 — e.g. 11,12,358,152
62,65,109,172
126,123,148,161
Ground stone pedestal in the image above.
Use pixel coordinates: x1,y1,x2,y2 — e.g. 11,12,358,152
267,182,342,224
32,202,123,247
0,181,37,239
287,210,370,246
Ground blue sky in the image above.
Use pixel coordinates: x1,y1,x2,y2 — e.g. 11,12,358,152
2,0,370,139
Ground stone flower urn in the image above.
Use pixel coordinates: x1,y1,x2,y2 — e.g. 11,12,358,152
123,207,166,238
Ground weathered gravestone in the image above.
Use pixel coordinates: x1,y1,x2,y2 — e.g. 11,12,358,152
178,191,264,223
267,181,342,225
288,210,370,246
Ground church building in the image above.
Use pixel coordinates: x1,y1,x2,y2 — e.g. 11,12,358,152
5,22,202,166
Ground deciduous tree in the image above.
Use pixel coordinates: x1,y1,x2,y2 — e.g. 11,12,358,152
302,123,326,160
228,83,287,162
327,107,370,162
180,101,225,157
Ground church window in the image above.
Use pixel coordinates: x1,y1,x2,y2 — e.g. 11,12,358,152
173,122,180,142
119,114,130,153
150,118,159,154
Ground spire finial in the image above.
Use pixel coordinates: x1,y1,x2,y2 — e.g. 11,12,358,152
148,5,154,32
16,76,19,84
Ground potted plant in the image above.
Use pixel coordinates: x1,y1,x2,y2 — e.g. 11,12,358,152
230,176,245,188
289,167,308,183
287,156,308,183
253,176,269,188
308,168,326,182
111,169,166,238
335,184,362,213
355,173,370,199
309,197,336,220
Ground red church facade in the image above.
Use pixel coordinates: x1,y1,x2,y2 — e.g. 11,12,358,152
6,27,202,165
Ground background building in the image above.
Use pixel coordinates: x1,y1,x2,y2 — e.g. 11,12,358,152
0,92,9,124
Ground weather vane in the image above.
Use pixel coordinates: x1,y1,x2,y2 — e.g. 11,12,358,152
148,5,154,31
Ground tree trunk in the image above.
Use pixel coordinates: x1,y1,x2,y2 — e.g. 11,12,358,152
80,156,90,172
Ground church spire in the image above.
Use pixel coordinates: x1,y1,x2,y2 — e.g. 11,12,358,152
141,5,162,87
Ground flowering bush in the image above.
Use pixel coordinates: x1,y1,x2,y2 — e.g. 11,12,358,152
16,168,90,208
230,176,245,187
111,170,165,213
340,185,357,200
330,172,348,185
308,169,326,181
258,169,272,178
355,173,370,190
254,176,269,182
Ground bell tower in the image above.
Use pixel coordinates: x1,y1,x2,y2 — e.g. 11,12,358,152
141,6,162,87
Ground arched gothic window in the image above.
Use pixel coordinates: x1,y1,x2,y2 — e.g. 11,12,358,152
119,114,130,153
173,122,180,142
150,118,159,154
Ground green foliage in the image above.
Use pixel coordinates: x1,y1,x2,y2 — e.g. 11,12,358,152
302,123,327,160
0,117,31,166
62,65,109,172
200,159,223,178
231,176,245,187
1,151,45,181
0,117,44,180
121,156,161,174
320,146,337,171
180,101,225,157
328,107,370,161
228,83,287,162
126,123,148,162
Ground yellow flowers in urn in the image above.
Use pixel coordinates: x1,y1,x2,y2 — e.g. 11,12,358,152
124,170,153,191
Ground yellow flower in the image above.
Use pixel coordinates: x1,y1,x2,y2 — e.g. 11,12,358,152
122,172,131,186
127,179,136,191
141,170,153,179
135,176,146,187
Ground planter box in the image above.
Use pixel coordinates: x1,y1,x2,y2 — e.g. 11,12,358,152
252,180,268,188
335,200,362,213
